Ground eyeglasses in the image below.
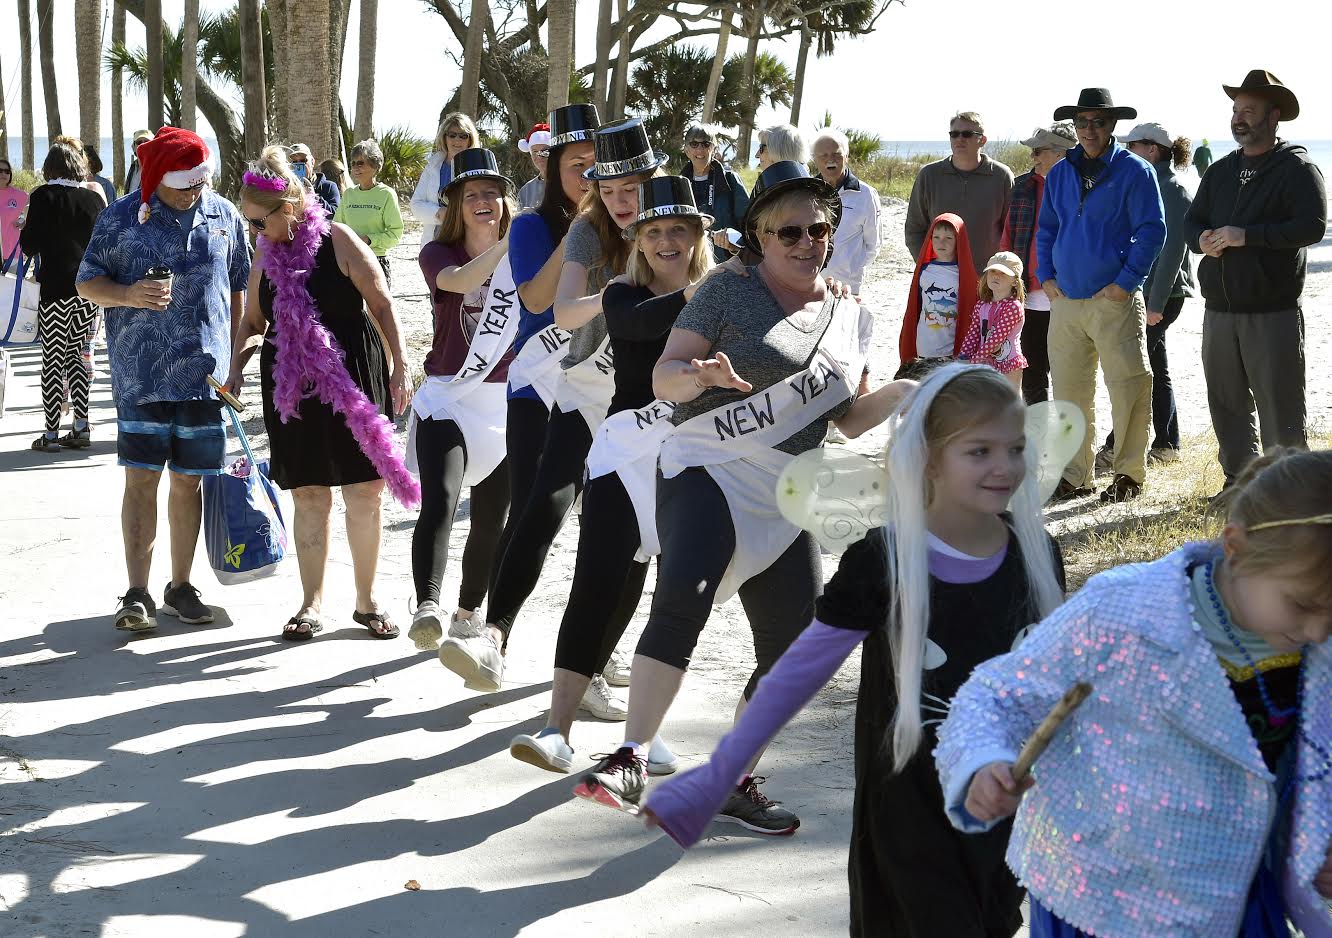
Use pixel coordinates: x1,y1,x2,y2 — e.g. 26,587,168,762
949,130,981,139
245,205,282,230
351,159,369,168
1073,117,1112,129
168,180,207,192
687,140,713,149
446,131,471,141
531,150,550,159
290,156,308,164
765,222,831,246
1030,147,1051,156
756,143,767,153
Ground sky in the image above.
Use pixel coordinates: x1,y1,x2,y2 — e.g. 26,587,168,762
2,0,1329,160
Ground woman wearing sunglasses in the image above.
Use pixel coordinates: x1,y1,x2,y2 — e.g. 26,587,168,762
411,112,482,243
679,123,750,263
224,146,414,642
572,161,911,828
334,139,405,289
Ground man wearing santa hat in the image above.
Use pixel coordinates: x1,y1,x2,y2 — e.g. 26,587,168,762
516,123,551,210
77,126,252,634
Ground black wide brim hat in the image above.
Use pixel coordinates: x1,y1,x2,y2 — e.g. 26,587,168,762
741,160,841,257
583,118,669,181
622,176,714,240
444,147,513,193
549,104,601,148
1053,87,1137,122
1223,69,1300,121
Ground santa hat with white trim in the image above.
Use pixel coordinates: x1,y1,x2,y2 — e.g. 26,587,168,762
136,126,211,223
517,123,552,153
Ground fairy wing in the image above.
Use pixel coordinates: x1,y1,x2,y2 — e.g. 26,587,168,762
1024,400,1087,506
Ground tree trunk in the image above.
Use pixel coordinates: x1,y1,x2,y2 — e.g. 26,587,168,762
75,0,103,148
353,0,378,140
545,0,573,113
144,0,163,130
18,0,35,170
790,24,811,126
328,0,351,160
37,0,61,139
179,0,198,131
701,7,731,123
238,0,268,156
284,1,331,161
267,0,289,143
111,1,125,183
736,3,764,164
608,0,631,119
591,0,613,116
459,0,485,116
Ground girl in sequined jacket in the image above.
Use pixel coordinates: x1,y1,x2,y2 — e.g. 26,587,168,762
937,448,1332,938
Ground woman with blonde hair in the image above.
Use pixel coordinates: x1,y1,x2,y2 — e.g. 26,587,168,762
411,111,482,242
223,146,415,641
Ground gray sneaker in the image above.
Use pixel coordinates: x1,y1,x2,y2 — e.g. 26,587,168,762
114,587,157,632
717,776,800,835
408,600,444,650
573,747,647,813
161,582,214,624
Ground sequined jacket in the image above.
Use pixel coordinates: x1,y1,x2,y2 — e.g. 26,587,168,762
935,543,1332,938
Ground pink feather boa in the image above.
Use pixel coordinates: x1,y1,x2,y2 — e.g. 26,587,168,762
260,199,421,507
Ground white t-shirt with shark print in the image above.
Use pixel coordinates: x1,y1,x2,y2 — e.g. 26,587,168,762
916,260,960,358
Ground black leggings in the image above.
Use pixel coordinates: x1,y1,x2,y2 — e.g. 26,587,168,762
485,405,592,638
492,396,550,592
411,416,510,610
553,471,651,678
1020,307,1051,405
636,468,823,698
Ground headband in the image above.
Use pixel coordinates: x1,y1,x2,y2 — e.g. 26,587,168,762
243,170,290,193
1248,512,1332,533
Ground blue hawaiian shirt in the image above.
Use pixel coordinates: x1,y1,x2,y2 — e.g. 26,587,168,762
77,189,251,405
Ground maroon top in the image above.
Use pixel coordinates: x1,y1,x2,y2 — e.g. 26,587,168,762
418,240,513,382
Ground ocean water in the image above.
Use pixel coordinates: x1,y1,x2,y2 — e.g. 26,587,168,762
3,136,223,174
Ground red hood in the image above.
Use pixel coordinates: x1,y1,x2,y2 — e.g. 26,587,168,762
899,212,979,364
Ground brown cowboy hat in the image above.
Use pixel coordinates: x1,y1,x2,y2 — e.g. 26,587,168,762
1223,69,1299,121
1053,88,1137,122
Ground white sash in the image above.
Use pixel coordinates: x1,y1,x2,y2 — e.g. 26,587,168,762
658,298,870,602
507,323,570,408
586,399,677,561
553,334,616,435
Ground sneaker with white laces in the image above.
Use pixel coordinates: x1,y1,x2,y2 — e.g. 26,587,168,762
114,587,157,632
408,600,444,650
602,648,632,687
717,776,800,835
647,733,679,776
161,581,213,624
438,618,504,692
448,608,481,637
579,674,628,721
573,747,647,812
510,729,574,773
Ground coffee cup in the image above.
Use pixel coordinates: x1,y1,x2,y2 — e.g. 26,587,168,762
143,266,173,308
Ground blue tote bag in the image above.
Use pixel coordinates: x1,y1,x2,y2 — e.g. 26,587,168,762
202,405,289,585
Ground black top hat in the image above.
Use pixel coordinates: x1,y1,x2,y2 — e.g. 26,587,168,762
1223,69,1299,121
445,148,513,193
621,177,714,240
1053,88,1137,122
741,161,840,257
583,119,669,181
549,104,601,148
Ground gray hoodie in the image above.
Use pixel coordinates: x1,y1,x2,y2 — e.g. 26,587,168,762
1144,160,1195,312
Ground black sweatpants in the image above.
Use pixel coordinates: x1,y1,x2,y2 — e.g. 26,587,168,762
485,404,592,639
1020,307,1050,405
553,471,650,678
636,468,822,699
411,416,510,611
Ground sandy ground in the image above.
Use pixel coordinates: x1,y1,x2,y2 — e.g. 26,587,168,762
0,208,1327,937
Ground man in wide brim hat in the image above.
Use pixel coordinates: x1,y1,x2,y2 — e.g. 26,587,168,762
1052,88,1137,122
1222,68,1300,120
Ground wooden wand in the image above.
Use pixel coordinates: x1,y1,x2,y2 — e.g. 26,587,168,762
207,374,245,413
1011,682,1093,783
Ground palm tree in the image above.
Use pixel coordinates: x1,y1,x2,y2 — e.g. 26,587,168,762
788,1,878,125
789,22,812,125
284,0,332,157
75,1,103,148
354,0,378,140
145,0,163,129
111,1,126,183
37,0,61,138
459,0,484,116
266,0,289,142
701,7,732,122
546,0,574,112
328,0,352,161
180,0,199,131
237,0,266,155
735,1,767,163
591,0,613,116
18,0,35,169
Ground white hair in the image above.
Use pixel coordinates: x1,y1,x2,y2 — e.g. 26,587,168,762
881,362,1065,771
813,128,850,155
759,124,810,164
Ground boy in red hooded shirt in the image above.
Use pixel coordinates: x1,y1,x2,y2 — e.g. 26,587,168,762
898,212,977,367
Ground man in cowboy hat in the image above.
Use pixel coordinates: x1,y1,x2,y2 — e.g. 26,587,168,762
1036,88,1165,503
1184,70,1326,501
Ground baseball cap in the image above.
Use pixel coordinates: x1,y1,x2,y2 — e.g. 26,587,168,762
1123,122,1172,149
982,251,1024,279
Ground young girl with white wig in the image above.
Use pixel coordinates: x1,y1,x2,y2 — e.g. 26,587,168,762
642,362,1066,936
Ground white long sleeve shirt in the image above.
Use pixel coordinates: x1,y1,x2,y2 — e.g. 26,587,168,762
409,151,448,244
823,171,881,293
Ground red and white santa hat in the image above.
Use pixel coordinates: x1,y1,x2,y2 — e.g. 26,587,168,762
517,123,552,153
136,126,211,222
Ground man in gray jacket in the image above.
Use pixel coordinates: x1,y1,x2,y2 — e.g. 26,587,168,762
905,111,1014,271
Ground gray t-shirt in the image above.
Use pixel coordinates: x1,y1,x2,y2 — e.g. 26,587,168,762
561,216,614,369
670,269,857,454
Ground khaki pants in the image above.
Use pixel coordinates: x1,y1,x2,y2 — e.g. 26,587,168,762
1048,291,1152,487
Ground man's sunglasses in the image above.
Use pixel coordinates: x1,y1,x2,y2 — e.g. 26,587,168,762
168,180,207,192
687,140,713,149
765,222,831,246
245,205,282,230
1073,117,1112,129
949,130,981,139
531,150,550,159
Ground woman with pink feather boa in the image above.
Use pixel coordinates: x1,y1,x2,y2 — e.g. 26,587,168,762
223,146,417,642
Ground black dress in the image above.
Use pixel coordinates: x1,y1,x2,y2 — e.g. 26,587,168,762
259,232,391,489
815,524,1065,938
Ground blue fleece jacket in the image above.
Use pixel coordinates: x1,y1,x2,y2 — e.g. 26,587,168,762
1035,140,1165,299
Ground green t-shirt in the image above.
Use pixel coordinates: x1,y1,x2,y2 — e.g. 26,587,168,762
332,182,404,257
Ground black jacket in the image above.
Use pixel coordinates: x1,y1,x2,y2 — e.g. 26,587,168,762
18,183,105,303
1184,140,1326,312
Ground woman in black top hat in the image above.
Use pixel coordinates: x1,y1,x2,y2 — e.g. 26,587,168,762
407,149,519,653
440,118,670,710
510,176,720,773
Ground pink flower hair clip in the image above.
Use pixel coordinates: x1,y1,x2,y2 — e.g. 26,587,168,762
242,170,289,193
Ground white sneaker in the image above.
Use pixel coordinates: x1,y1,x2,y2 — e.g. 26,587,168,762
408,601,443,650
825,423,850,445
647,733,679,776
579,674,628,721
448,608,481,637
438,618,504,692
602,648,632,687
510,729,574,773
